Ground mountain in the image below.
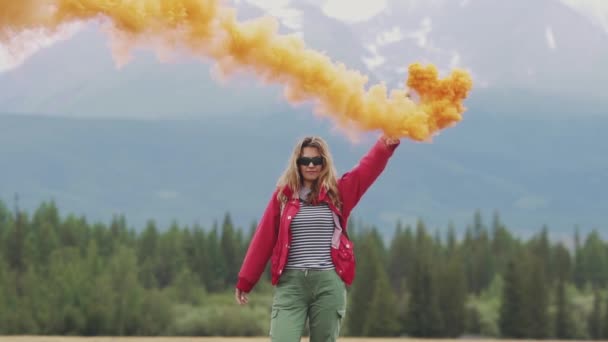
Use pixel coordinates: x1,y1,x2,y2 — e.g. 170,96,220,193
0,0,606,240
2,0,607,117
1,90,606,239
346,0,608,99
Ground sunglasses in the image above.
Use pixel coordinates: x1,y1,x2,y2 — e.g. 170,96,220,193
297,156,324,166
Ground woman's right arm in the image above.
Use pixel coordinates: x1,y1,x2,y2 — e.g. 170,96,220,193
236,188,281,294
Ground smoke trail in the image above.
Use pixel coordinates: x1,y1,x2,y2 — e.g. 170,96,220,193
0,0,473,141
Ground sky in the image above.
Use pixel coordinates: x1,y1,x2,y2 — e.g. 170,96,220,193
1,0,606,235
1,0,607,73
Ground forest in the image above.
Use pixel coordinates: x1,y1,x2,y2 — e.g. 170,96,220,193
0,200,606,339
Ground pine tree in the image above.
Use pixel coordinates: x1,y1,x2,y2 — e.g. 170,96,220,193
189,224,211,287
156,222,185,288
136,220,159,288
588,290,602,339
572,227,586,288
554,279,574,339
525,255,549,339
491,211,514,275
362,241,400,336
553,243,572,286
583,231,608,287
438,253,467,337
405,220,442,337
387,221,412,292
602,296,608,340
33,221,59,274
220,212,240,286
346,233,381,336
205,222,226,292
7,207,28,296
499,258,527,338
107,246,144,335
530,226,553,285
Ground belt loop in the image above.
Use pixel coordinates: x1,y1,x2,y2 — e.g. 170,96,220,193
304,269,309,277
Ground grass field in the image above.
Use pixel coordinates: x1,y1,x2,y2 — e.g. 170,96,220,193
0,337,579,342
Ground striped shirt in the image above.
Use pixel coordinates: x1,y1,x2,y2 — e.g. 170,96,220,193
285,200,335,270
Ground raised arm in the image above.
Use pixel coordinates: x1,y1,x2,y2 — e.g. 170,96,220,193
338,135,400,219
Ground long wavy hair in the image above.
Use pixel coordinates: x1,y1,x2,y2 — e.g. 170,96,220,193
276,136,341,208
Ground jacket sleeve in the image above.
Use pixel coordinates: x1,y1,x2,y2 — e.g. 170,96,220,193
339,137,400,219
236,189,280,293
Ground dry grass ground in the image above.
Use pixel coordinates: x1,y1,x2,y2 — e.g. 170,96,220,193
0,337,580,342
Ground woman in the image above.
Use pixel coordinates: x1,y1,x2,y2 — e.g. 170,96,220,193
235,134,400,341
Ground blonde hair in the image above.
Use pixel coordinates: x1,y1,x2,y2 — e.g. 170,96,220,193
277,136,341,209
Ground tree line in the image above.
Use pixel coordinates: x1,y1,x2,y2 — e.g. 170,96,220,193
0,200,606,338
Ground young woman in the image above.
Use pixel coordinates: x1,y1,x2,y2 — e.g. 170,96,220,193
235,134,400,341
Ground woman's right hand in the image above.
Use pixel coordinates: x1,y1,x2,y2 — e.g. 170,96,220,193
235,288,249,305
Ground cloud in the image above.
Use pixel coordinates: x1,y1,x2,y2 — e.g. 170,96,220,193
362,53,385,70
240,0,302,30
362,44,385,70
545,26,557,49
514,195,550,210
0,23,82,73
404,17,432,48
321,0,388,23
449,51,461,68
560,0,608,33
376,26,404,46
156,190,179,200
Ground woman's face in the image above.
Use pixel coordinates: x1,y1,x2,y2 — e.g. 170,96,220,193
298,146,323,185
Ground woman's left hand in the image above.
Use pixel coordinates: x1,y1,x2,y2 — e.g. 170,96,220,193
381,134,400,146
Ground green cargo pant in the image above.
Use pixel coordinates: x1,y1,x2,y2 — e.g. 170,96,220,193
269,269,347,342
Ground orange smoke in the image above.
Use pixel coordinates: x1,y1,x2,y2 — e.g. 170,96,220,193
0,0,473,141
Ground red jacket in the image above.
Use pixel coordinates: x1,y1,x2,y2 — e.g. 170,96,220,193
236,137,400,293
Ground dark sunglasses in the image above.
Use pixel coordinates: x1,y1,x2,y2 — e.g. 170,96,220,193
297,156,324,166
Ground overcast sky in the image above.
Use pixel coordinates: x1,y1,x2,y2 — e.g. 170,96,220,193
1,0,606,72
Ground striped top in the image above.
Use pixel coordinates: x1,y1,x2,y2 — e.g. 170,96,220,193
285,200,335,270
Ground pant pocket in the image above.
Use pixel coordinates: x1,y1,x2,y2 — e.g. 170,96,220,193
269,308,279,337
333,309,346,340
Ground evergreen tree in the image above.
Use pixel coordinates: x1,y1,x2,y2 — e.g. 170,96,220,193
107,246,144,335
205,222,227,292
33,221,59,273
554,279,574,339
491,211,514,275
446,222,457,256
437,253,467,337
405,220,442,337
525,255,550,339
583,231,608,287
155,222,185,288
220,212,240,286
137,221,159,288
109,214,131,248
530,226,553,285
499,258,527,338
188,224,210,287
6,209,28,295
553,243,572,285
362,241,400,336
346,233,381,336
588,290,603,339
573,227,586,288
602,296,608,339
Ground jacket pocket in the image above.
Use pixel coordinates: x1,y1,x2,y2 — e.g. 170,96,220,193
337,234,354,260
331,233,356,284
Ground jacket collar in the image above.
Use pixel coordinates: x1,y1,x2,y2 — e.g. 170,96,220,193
281,184,328,201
